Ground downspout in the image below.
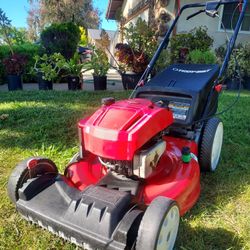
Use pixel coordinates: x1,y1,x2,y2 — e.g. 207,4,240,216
173,0,181,35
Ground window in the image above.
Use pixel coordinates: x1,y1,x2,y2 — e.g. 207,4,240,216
221,3,250,32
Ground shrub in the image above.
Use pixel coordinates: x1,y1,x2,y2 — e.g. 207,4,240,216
189,50,217,64
0,43,43,84
154,49,171,73
227,44,250,79
3,53,28,75
79,26,88,46
0,45,10,84
40,22,80,60
115,43,149,73
216,43,250,79
33,53,66,82
170,26,214,63
115,18,157,73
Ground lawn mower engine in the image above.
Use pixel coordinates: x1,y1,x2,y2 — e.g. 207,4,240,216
78,98,173,180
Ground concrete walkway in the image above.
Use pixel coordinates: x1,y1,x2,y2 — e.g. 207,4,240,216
0,69,124,92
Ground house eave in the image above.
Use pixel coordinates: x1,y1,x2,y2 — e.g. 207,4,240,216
106,0,124,20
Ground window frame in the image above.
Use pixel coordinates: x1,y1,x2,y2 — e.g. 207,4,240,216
218,4,250,34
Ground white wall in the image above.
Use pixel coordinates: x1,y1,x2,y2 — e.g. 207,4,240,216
121,0,149,26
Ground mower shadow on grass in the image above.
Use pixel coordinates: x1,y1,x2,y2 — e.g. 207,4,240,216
176,221,244,250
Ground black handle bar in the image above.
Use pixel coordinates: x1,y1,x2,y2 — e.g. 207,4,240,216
186,10,205,20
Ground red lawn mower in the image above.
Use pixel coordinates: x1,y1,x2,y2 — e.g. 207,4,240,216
8,1,248,249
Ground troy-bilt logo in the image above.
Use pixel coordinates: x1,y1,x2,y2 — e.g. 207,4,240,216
172,68,212,74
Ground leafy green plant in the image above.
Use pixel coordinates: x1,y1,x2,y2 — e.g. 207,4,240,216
84,47,109,76
189,50,216,64
79,26,88,46
0,43,43,83
170,26,214,63
243,43,250,77
33,53,66,82
115,17,157,73
154,49,171,73
227,44,250,79
40,22,80,59
215,45,227,65
62,53,84,77
124,18,157,59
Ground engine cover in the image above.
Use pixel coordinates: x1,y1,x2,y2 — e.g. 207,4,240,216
79,98,173,161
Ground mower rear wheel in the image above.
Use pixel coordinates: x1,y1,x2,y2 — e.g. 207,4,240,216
7,157,58,204
136,197,180,250
199,117,223,172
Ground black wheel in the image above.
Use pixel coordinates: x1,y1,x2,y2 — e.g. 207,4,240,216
199,117,224,172
136,197,180,250
7,157,58,204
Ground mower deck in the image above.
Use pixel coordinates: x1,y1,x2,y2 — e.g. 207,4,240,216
15,136,200,249
17,175,143,249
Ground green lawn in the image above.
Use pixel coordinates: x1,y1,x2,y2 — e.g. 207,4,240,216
0,90,249,250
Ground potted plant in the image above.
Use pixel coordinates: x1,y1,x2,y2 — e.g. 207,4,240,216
188,49,217,64
0,9,28,90
243,43,250,90
115,43,148,90
3,53,28,91
33,53,65,90
63,53,84,90
170,27,214,64
84,47,110,91
226,46,246,90
115,18,157,90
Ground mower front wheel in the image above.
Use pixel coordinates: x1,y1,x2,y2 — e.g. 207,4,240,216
7,157,58,204
199,117,224,172
136,197,180,250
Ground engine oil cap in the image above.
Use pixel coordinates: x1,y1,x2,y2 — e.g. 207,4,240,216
182,146,191,163
102,97,115,106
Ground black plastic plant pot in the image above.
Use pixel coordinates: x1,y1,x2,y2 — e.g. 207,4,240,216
68,76,81,90
93,75,107,91
37,73,53,90
7,75,23,91
243,76,250,90
121,72,143,90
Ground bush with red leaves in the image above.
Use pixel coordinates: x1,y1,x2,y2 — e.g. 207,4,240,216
115,43,149,73
3,54,28,75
